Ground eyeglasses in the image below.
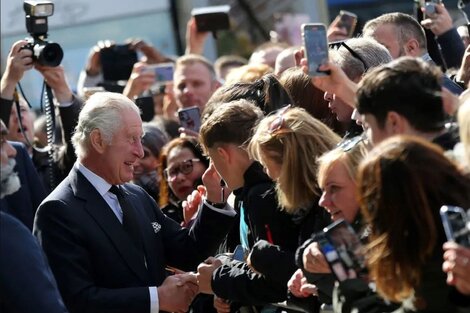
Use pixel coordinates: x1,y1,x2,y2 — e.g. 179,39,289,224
329,41,369,72
164,158,200,180
268,104,292,135
336,134,365,152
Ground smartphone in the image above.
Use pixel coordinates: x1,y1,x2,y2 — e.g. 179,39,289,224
338,10,358,37
191,5,230,32
144,63,174,83
319,219,367,281
423,0,442,15
440,205,470,247
134,95,155,122
232,244,247,261
178,106,201,133
302,23,329,77
100,44,137,81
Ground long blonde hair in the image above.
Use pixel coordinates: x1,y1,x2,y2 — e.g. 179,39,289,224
248,106,340,212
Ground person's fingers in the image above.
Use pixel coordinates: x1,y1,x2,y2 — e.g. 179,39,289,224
197,185,207,196
300,283,318,296
11,40,29,54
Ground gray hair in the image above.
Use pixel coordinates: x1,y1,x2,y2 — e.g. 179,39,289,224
363,13,427,52
331,37,392,80
142,122,169,157
71,92,140,160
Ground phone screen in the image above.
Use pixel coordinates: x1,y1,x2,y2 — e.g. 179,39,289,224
178,106,201,133
302,23,329,77
145,63,174,82
339,10,357,37
320,219,367,281
440,205,470,247
232,245,247,261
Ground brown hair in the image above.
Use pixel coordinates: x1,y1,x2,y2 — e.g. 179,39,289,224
199,99,263,151
158,137,209,207
357,135,470,302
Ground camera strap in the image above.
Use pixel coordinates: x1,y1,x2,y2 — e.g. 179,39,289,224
14,82,57,189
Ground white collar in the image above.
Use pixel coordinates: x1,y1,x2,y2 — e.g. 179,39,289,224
76,162,113,196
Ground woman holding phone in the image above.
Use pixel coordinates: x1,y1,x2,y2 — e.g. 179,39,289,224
335,136,470,312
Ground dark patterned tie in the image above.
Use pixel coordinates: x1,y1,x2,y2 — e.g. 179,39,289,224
109,185,144,254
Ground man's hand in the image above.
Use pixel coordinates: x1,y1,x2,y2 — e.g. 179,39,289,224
303,242,331,274
85,40,115,76
158,273,199,313
287,268,318,298
327,15,349,42
122,62,155,99
202,163,231,204
420,3,453,37
35,65,73,104
129,39,167,64
1,40,34,99
300,59,357,108
213,296,231,313
196,256,223,294
182,186,205,225
185,17,210,55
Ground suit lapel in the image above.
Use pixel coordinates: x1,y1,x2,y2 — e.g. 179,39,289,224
70,168,149,283
122,186,162,285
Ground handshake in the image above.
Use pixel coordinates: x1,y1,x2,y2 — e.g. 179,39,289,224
159,258,223,313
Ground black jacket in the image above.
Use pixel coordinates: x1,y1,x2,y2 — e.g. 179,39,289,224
212,167,332,306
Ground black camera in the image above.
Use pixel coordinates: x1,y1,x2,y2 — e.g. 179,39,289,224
22,0,63,67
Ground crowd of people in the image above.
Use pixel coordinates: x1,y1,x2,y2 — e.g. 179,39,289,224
1,2,470,313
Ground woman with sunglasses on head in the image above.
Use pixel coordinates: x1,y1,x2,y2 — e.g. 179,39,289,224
247,106,340,309
334,136,470,312
288,136,369,306
159,137,209,224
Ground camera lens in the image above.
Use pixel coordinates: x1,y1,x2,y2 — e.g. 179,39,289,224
36,42,63,67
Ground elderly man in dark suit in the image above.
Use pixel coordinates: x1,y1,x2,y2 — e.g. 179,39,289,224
34,92,236,313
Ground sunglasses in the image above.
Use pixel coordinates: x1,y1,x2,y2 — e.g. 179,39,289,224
164,158,200,181
336,134,366,152
268,104,292,135
329,41,369,72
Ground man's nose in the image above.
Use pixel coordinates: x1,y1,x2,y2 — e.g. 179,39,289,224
135,140,144,159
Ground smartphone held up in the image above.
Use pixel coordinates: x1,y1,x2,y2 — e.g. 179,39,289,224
302,23,329,77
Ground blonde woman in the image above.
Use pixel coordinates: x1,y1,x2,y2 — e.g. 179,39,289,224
248,106,340,264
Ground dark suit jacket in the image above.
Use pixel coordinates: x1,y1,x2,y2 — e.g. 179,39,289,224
0,141,46,230
33,166,235,313
0,211,68,313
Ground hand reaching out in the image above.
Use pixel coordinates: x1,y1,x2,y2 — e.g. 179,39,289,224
157,272,199,313
122,62,155,99
197,256,223,294
182,186,206,225
420,3,453,37
1,40,34,99
213,296,231,313
185,17,210,55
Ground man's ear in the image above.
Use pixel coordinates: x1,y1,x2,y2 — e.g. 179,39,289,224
90,129,106,154
404,38,421,57
386,111,408,134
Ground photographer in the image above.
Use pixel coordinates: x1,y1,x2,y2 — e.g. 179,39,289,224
77,39,171,97
1,39,83,194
